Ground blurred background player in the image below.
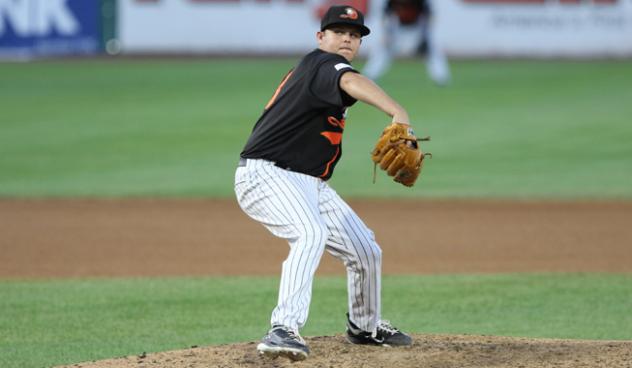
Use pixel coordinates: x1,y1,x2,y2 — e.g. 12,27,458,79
363,0,451,86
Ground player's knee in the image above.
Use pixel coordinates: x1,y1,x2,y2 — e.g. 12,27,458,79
362,241,382,271
297,223,328,249
348,242,382,273
365,230,382,260
372,244,382,260
369,244,382,267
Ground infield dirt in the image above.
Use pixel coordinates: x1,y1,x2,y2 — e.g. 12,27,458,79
2,198,632,367
2,199,632,278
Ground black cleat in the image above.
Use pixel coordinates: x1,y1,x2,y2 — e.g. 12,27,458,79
346,314,412,347
257,325,309,361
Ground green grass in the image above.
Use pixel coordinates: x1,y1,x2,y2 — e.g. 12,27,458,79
1,274,631,368
1,59,631,198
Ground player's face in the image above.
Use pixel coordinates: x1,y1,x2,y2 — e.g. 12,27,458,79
317,26,362,62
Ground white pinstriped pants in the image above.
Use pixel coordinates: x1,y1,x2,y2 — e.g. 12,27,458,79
235,158,382,333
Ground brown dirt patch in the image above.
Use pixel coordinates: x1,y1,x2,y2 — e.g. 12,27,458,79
56,334,632,368
2,198,632,368
1,199,631,278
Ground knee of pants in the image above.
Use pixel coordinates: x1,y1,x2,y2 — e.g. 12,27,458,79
347,242,382,273
364,230,382,263
369,244,383,268
294,223,328,250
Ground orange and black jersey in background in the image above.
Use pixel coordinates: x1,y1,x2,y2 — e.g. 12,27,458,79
386,0,431,25
386,0,430,14
240,49,358,180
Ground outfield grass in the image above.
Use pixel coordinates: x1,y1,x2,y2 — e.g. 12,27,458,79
1,274,631,368
1,59,631,198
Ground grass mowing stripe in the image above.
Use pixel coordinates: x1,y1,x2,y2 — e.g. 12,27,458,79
1,274,631,368
1,60,631,198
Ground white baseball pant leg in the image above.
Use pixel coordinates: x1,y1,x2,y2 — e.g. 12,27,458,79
363,14,398,81
234,159,382,333
424,17,451,86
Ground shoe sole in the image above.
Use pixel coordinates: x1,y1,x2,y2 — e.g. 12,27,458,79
346,335,391,347
257,343,308,361
347,334,414,347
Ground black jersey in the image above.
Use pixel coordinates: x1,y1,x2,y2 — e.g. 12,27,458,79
240,49,358,180
386,0,431,25
386,0,430,14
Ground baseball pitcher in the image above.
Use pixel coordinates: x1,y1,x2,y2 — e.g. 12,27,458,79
235,5,428,361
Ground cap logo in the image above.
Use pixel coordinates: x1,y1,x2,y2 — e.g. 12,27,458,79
340,7,358,20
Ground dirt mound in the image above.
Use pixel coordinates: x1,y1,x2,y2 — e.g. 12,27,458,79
56,334,632,368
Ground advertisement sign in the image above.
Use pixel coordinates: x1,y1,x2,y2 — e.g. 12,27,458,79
117,0,632,57
118,0,320,54
435,0,632,57
0,0,101,59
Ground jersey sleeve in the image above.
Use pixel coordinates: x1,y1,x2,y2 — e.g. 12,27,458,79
310,54,359,107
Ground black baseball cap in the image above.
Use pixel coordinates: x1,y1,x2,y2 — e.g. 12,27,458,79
320,5,370,36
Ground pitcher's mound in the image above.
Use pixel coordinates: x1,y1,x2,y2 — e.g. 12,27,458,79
59,334,631,368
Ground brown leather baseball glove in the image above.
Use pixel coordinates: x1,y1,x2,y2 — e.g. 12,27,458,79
371,122,430,187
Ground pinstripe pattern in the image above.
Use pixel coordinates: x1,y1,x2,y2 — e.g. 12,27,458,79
235,159,381,333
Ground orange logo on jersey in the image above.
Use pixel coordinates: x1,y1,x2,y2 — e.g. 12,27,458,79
327,116,346,129
320,131,343,145
322,116,345,144
340,8,358,20
320,115,345,177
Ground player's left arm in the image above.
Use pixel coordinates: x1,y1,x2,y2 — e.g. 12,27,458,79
339,71,410,125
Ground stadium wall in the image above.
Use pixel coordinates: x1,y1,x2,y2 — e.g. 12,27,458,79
1,0,632,59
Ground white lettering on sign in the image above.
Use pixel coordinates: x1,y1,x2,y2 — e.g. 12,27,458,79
0,0,28,35
0,0,79,37
36,0,79,35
